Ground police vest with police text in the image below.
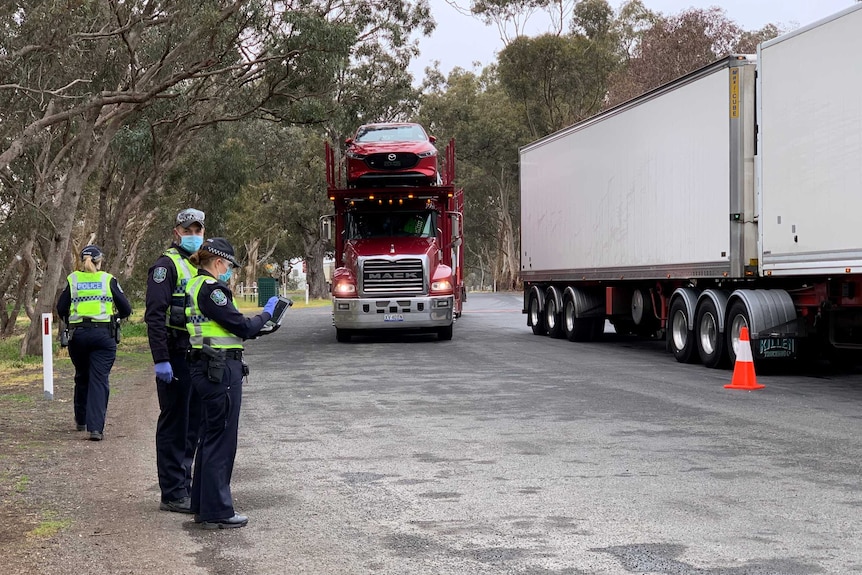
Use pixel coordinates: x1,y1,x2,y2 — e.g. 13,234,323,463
184,276,243,350
67,271,115,324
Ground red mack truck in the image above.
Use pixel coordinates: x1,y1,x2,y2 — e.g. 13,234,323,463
323,124,465,342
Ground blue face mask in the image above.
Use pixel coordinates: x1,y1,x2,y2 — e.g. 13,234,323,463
218,266,233,283
179,235,203,253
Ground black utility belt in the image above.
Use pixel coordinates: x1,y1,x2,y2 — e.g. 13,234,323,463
70,321,111,329
188,348,243,361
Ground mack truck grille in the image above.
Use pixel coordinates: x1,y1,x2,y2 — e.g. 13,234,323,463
362,259,424,294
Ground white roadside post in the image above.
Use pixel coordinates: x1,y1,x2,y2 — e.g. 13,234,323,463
42,313,54,400
305,282,309,305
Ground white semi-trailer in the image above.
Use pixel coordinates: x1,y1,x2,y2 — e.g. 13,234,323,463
520,4,862,368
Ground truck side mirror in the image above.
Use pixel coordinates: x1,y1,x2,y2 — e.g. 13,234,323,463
320,215,334,241
449,211,462,241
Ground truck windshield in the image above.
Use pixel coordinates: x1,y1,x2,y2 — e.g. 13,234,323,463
346,211,436,239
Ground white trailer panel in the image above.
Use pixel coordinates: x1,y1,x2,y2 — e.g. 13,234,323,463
758,4,862,276
521,65,737,280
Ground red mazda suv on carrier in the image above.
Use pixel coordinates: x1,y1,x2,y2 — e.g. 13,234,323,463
345,123,439,187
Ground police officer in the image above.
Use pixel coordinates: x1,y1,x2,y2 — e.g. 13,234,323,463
185,238,278,529
56,245,132,441
145,208,205,514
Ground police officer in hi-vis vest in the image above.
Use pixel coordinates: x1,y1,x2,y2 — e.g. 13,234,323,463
56,245,132,441
185,238,278,529
145,208,205,514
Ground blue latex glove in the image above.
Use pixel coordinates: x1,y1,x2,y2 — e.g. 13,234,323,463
154,361,173,384
263,296,279,317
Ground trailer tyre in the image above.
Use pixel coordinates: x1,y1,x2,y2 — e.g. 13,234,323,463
335,328,353,343
545,289,564,339
696,299,728,368
725,301,751,365
528,293,546,336
562,296,599,342
669,297,698,363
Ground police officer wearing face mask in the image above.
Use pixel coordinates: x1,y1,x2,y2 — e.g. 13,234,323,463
185,238,278,529
56,245,132,441
144,208,205,514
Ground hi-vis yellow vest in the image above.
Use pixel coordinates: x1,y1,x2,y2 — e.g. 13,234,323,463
184,276,243,350
163,248,197,330
68,271,114,324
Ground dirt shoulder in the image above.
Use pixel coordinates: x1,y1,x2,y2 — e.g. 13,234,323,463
1,341,207,575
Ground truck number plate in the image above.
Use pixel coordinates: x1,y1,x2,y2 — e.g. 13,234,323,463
757,337,795,359
383,314,404,322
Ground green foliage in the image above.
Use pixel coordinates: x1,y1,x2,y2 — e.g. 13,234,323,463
498,32,617,137
27,512,71,538
14,475,30,492
169,129,252,236
119,319,148,340
0,336,41,366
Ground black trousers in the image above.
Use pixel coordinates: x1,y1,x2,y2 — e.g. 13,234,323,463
155,351,201,502
189,357,243,522
68,327,117,433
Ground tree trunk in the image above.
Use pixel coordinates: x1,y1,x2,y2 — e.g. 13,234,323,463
243,238,261,291
121,208,159,279
299,224,328,300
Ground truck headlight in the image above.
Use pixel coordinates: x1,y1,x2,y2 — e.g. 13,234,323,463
431,279,452,293
334,281,356,295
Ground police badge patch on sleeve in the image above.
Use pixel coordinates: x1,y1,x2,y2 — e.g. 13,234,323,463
153,267,167,283
210,289,228,306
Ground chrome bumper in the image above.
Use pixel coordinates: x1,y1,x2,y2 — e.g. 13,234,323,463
332,295,454,330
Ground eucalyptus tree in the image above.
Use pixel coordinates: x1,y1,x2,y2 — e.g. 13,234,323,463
419,67,531,290
0,0,434,354
606,7,780,106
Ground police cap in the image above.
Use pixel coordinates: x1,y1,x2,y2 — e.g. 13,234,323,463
200,238,240,268
80,245,103,262
176,208,205,229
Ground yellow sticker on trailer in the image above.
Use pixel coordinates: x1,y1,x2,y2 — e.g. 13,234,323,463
729,68,740,119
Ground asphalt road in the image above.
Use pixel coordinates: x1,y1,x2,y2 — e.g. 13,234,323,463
195,292,862,574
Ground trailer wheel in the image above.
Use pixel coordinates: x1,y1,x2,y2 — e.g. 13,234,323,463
725,300,751,365
437,324,453,341
335,328,352,343
528,293,546,335
696,299,728,368
669,297,698,363
545,289,564,339
561,296,597,342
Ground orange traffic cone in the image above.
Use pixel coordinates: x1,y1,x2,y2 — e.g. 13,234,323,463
725,327,764,390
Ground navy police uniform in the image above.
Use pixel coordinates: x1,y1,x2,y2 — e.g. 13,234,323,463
185,238,273,528
145,241,202,509
56,246,132,440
